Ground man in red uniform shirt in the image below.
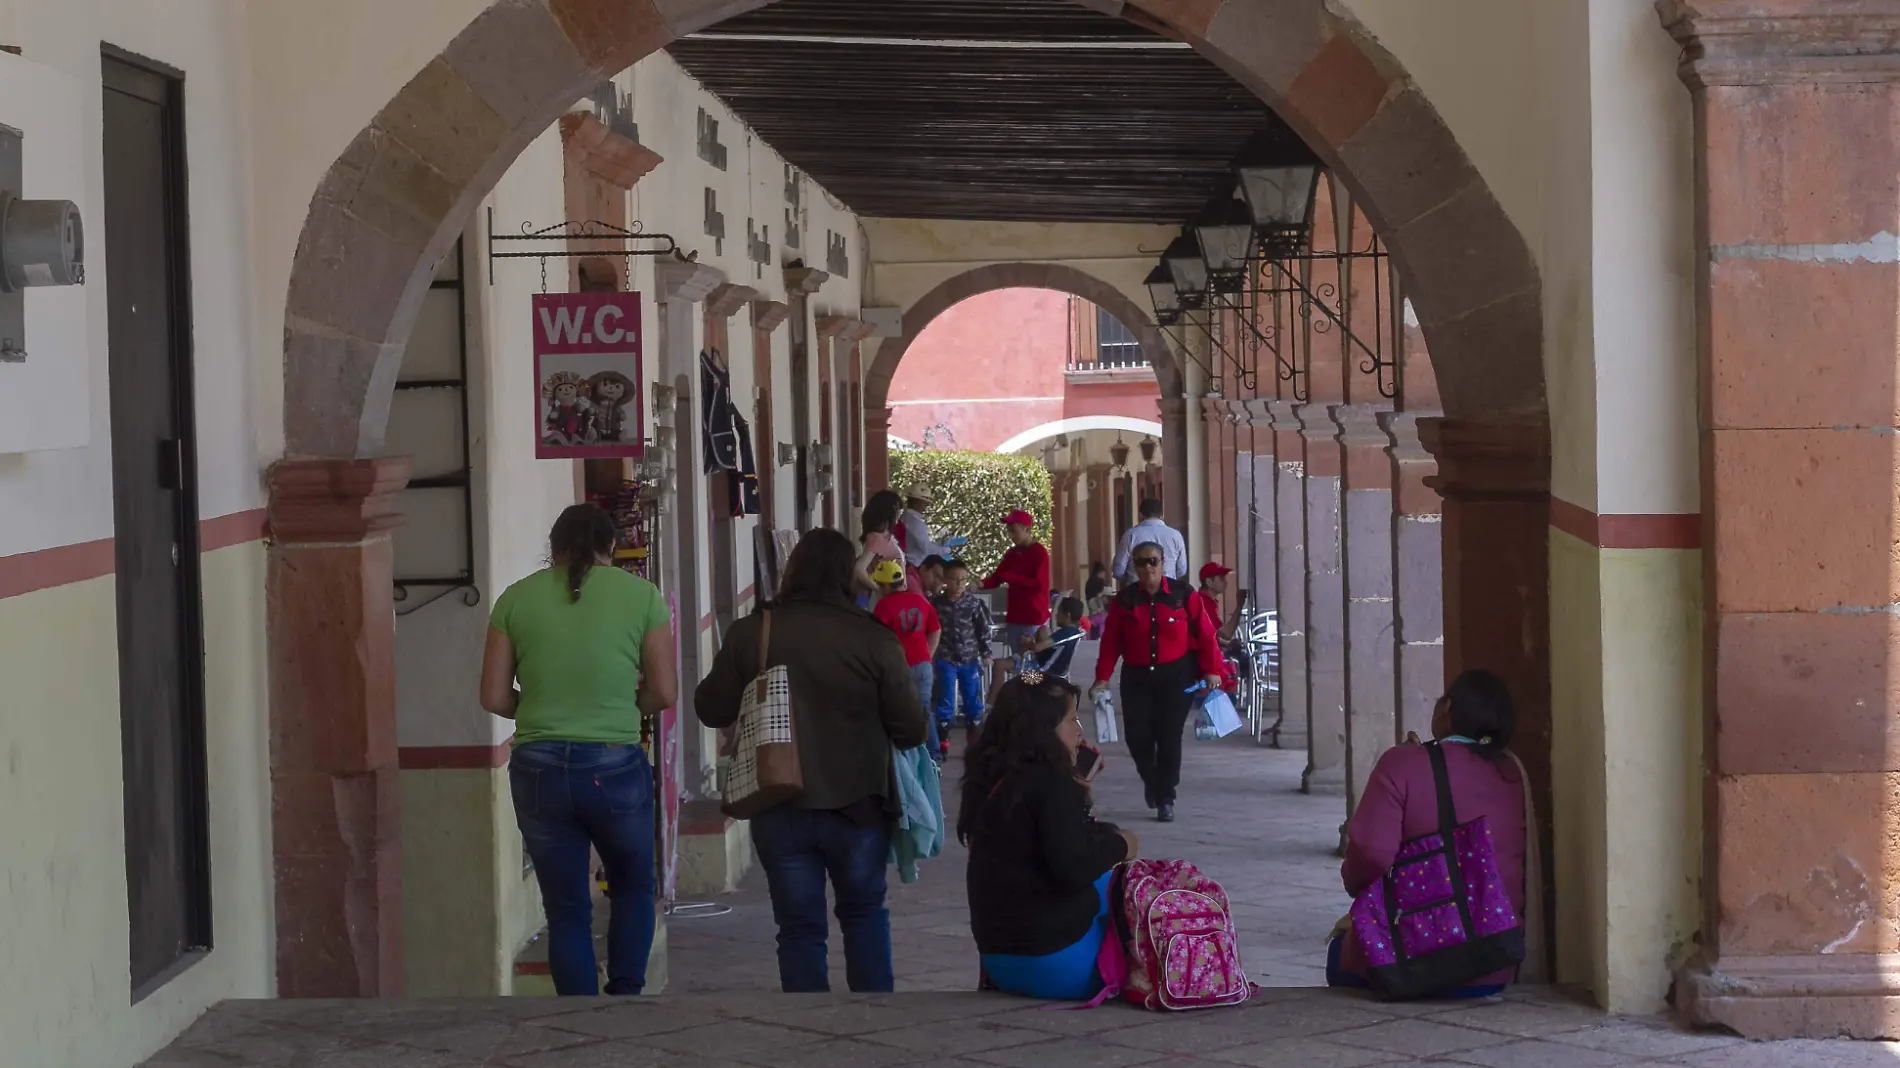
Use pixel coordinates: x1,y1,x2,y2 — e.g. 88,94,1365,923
1089,542,1225,822
981,509,1051,678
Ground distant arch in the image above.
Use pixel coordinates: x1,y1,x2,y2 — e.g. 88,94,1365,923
995,416,1164,455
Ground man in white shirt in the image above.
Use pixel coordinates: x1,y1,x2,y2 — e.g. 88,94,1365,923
1111,498,1188,584
899,483,965,566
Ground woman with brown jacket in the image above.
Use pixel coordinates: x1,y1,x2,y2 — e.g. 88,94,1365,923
695,528,930,993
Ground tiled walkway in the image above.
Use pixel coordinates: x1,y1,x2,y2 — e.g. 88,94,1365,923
148,986,1900,1066
144,643,1900,1066
666,640,1341,991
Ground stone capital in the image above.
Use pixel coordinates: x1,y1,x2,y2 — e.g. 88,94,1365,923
1265,398,1303,435
655,259,725,304
783,266,830,297
750,298,790,331
1294,401,1339,442
864,406,892,434
705,283,760,320
1658,1,1900,86
1156,395,1190,420
267,457,410,544
1240,398,1275,427
558,112,663,189
1329,403,1392,451
1379,409,1438,465
814,313,856,339
1418,417,1550,502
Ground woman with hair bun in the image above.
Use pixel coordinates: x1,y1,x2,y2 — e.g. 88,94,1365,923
479,503,677,997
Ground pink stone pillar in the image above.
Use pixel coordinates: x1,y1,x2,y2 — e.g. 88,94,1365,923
1266,400,1307,753
1298,403,1347,793
267,457,410,997
1664,2,1900,1038
1335,403,1396,815
1382,410,1444,743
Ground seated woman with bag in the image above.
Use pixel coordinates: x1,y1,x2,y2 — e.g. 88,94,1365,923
1331,669,1544,999
962,672,1138,1001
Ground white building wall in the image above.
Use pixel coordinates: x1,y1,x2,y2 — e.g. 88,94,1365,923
0,4,274,1067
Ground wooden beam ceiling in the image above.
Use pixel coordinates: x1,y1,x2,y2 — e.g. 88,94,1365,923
665,0,1314,224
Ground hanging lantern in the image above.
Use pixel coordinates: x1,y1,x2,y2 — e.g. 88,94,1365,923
1235,160,1319,257
1162,230,1208,307
1144,264,1178,319
1193,193,1255,290
1139,436,1157,464
1110,434,1131,469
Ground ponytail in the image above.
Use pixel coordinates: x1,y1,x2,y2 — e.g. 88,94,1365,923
548,503,616,603
1444,669,1516,768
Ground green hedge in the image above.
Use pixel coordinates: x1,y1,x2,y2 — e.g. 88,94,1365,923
889,449,1052,577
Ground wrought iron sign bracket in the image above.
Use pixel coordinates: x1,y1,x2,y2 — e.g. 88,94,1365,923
487,208,692,287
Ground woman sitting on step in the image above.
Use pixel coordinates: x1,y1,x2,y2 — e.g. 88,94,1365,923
1331,669,1545,997
961,672,1138,1000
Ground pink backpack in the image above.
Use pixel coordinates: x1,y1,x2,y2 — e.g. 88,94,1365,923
1096,859,1255,1011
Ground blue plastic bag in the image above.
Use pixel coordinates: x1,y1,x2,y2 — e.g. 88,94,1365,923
1194,688,1244,740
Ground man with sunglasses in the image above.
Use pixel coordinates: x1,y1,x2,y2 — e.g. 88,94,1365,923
1090,542,1225,822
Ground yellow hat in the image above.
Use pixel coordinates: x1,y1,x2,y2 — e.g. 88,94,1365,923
871,558,906,586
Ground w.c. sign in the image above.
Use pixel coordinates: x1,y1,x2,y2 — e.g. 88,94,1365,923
532,292,645,460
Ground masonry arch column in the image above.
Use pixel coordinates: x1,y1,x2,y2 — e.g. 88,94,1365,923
269,0,1548,994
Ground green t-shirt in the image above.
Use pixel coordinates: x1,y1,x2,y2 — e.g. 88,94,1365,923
490,566,671,745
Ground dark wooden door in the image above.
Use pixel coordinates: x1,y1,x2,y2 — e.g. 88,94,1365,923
103,51,212,996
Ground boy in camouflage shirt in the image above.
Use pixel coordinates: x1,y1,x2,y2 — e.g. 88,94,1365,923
930,560,994,760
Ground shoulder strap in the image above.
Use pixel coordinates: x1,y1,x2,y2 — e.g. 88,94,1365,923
1426,742,1478,934
756,609,773,674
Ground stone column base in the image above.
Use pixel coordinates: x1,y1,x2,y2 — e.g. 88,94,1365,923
676,801,753,897
1681,953,1900,1040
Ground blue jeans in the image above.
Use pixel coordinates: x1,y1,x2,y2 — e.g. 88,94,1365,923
934,659,986,738
910,661,939,757
981,871,1113,1001
509,742,656,996
751,805,894,993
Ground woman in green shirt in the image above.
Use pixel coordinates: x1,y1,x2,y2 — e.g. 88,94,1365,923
480,503,676,996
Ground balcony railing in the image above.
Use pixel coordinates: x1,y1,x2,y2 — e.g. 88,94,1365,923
1065,348,1152,378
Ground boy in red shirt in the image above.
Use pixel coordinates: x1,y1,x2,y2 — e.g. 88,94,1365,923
981,509,1051,678
871,558,943,757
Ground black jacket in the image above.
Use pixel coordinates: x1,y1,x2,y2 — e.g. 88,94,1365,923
965,763,1129,956
695,594,929,813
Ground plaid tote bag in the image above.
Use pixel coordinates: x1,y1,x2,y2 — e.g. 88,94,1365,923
720,609,803,819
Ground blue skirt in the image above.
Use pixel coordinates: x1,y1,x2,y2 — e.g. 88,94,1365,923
980,871,1114,1001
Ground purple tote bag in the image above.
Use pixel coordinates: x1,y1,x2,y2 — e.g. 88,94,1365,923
1347,743,1525,1000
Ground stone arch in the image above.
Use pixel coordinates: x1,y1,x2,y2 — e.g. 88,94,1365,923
282,0,1542,461
995,417,1164,455
861,260,1187,509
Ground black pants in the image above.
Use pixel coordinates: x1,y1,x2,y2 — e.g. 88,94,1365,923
1120,657,1197,804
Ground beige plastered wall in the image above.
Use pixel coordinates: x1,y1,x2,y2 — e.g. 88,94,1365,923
392,51,865,987
1342,0,1702,1011
0,546,272,1068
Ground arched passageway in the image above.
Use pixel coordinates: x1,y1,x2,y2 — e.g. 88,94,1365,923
268,0,1551,1000
863,262,1185,509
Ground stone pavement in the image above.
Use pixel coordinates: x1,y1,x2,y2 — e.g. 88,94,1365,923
666,639,1341,992
140,641,1900,1065
146,986,1899,1066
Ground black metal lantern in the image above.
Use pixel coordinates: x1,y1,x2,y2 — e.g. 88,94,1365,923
1144,264,1178,319
1139,436,1157,464
1110,434,1130,469
1235,160,1319,255
1193,194,1255,288
1162,231,1208,307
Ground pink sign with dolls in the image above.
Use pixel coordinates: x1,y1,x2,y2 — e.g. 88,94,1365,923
532,292,645,459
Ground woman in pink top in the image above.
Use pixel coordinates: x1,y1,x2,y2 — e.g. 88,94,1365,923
1331,670,1528,997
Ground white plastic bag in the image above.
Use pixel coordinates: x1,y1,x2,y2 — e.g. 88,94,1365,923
1092,687,1121,744
1195,688,1244,740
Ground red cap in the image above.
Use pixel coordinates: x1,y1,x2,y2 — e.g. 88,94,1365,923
1001,509,1035,527
1199,561,1235,581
